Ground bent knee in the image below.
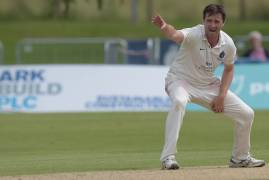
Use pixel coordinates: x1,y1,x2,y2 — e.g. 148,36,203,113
241,107,254,123
246,107,254,121
172,98,187,111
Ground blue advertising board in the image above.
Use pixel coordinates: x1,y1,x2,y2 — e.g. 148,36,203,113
187,63,269,111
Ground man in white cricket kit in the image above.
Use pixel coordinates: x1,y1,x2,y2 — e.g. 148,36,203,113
152,4,265,169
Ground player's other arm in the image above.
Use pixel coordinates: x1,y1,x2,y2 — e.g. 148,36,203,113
152,15,184,44
219,64,234,97
211,64,234,113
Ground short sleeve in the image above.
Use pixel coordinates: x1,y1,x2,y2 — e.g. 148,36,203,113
177,28,191,38
177,26,197,45
224,43,237,65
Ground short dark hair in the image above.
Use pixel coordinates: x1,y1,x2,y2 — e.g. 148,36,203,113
203,4,226,22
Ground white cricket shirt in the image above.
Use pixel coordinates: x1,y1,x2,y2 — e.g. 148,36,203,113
166,24,237,87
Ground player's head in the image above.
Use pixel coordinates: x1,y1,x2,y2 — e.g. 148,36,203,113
203,4,226,34
203,4,226,23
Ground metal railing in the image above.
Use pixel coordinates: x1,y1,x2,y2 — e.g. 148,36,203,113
11,35,269,65
15,38,128,64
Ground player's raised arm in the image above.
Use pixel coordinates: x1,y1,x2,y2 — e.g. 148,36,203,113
152,15,184,44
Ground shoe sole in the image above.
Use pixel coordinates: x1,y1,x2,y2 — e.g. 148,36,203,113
229,162,266,168
170,164,179,169
162,164,179,170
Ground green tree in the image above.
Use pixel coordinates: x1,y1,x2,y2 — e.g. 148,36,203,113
50,0,75,18
97,0,103,10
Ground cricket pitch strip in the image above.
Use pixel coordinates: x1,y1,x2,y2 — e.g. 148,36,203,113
1,165,268,180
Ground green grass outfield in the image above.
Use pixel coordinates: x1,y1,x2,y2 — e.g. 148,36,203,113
0,111,268,176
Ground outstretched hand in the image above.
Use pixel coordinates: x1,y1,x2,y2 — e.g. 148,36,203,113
151,14,183,43
152,15,166,29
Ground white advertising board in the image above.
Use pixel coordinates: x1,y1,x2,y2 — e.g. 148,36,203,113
0,65,170,112
1,64,269,113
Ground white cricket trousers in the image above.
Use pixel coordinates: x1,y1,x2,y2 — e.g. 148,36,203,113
160,79,254,161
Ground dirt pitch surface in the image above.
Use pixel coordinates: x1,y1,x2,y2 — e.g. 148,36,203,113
1,165,269,180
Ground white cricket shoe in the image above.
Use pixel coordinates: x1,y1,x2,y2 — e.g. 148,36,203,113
229,156,265,168
161,155,179,170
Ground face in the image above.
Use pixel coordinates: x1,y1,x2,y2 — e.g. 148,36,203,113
203,13,224,36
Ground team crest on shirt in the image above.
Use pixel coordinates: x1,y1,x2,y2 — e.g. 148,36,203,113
218,51,225,61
